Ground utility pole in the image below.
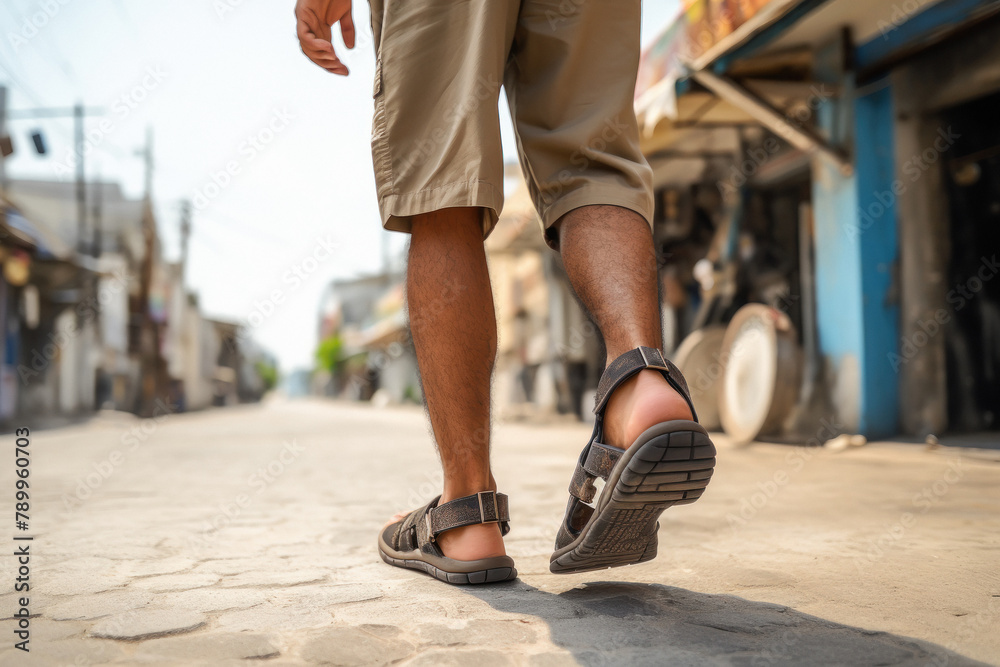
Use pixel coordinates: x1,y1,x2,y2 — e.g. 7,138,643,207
0,86,8,193
92,166,103,257
179,200,191,286
74,102,87,254
141,126,153,201
4,98,104,254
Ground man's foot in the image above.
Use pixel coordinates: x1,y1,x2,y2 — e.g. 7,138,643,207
602,368,694,450
383,478,507,562
382,510,506,561
549,347,715,574
378,490,517,585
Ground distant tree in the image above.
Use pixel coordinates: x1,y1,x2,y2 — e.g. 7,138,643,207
314,334,344,375
255,360,279,392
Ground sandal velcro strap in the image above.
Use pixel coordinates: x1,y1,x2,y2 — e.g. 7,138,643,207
427,491,510,540
393,497,436,552
568,442,624,504
583,442,624,479
568,464,598,503
593,346,697,421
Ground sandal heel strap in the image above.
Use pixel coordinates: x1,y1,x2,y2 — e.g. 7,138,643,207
583,442,624,479
568,442,624,503
428,491,510,539
593,346,697,422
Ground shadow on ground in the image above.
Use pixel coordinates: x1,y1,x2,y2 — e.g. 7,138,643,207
465,580,988,667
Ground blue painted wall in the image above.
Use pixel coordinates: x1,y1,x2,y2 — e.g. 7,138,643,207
813,79,900,436
854,83,900,436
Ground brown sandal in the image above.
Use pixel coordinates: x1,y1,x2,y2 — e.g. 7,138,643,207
378,491,517,585
550,346,717,574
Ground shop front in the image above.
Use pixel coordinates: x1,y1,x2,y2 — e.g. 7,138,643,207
635,0,1000,440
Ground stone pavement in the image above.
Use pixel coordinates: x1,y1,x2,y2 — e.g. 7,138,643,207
2,397,999,666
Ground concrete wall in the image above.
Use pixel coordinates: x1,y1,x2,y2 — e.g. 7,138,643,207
891,19,1000,435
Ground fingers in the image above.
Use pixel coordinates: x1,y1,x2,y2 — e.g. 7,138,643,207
295,8,349,75
339,8,356,50
296,14,336,61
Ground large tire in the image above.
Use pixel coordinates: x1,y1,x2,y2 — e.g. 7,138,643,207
718,304,802,444
673,326,727,431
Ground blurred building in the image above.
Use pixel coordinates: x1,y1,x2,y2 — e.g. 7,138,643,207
5,179,154,416
0,197,88,423
207,319,272,405
162,262,215,411
632,0,1000,438
316,270,419,404
486,176,602,421
0,176,270,426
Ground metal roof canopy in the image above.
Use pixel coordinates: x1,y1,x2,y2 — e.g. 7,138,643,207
725,0,1000,75
687,0,1000,175
637,0,854,181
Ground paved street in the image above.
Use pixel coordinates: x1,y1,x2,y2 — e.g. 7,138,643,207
2,398,999,666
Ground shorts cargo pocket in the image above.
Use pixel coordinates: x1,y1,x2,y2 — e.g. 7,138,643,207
371,58,393,199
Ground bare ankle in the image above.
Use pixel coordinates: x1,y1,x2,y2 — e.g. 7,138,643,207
442,476,495,504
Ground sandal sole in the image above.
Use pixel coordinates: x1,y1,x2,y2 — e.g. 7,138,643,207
550,424,716,574
377,547,517,585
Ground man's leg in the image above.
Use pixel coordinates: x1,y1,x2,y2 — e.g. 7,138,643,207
404,207,505,560
555,205,694,449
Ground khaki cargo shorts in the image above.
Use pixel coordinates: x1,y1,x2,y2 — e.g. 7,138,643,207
367,0,654,250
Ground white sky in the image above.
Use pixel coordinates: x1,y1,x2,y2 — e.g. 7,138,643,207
1,0,680,373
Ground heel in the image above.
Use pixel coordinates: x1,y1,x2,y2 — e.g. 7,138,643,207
614,430,716,505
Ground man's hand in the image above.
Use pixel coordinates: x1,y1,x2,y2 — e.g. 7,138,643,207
295,0,355,75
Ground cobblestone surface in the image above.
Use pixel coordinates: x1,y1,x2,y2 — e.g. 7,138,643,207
1,398,998,665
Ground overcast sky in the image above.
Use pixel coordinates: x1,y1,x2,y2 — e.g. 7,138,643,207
1,0,680,372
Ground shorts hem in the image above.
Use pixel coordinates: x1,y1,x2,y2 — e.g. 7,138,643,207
380,179,504,240
537,186,654,250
